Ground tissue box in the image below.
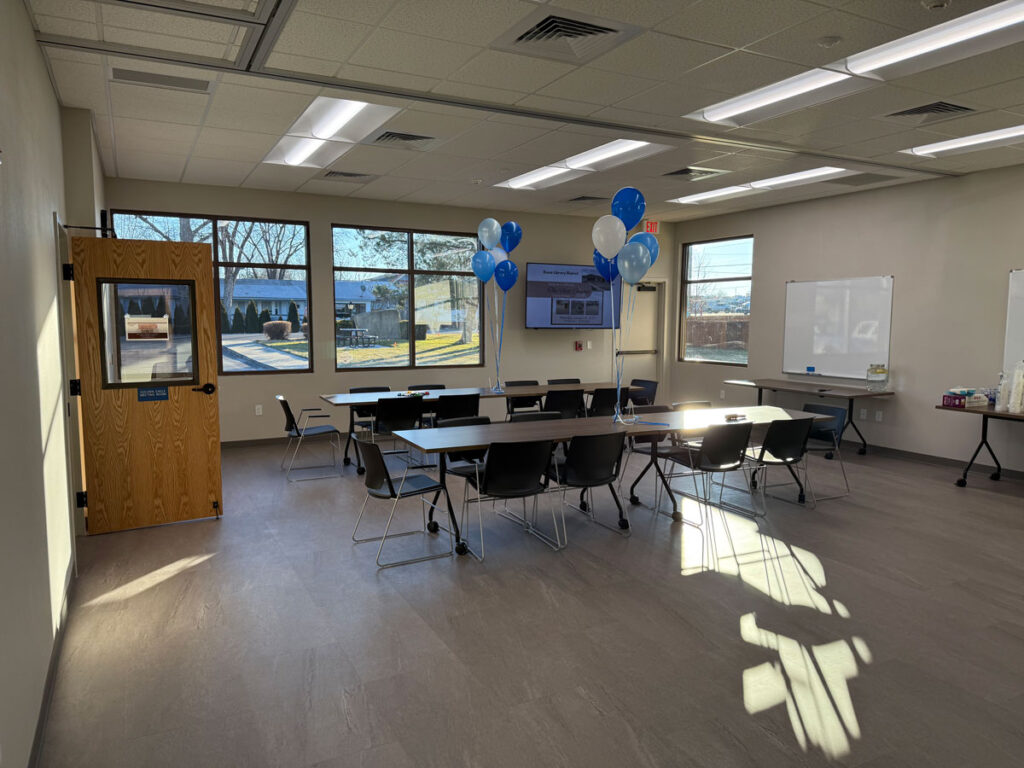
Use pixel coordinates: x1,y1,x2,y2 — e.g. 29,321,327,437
965,393,989,408
942,394,966,408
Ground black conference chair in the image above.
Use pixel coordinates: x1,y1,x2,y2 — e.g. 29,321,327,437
364,396,424,470
802,404,850,498
548,378,581,385
344,386,389,469
588,387,630,418
630,379,658,406
435,416,490,480
432,393,480,423
509,410,561,423
504,379,542,416
663,421,754,524
543,388,584,419
352,440,453,569
408,384,445,391
553,433,629,536
464,440,558,557
277,395,343,482
745,418,815,506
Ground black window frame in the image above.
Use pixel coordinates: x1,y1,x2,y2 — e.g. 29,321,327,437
678,234,754,368
111,209,314,376
332,223,485,371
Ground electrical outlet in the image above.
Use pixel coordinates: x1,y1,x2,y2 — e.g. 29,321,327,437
874,409,883,422
859,408,868,420
254,404,262,416
719,389,726,400
587,340,592,350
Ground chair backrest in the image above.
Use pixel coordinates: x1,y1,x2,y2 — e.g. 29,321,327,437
543,388,584,419
356,440,395,497
482,440,554,497
630,379,658,405
547,378,581,385
588,387,630,417
350,386,390,418
373,396,424,434
563,433,625,486
696,421,753,471
509,411,561,423
276,394,297,433
433,393,480,421
436,415,490,463
631,404,672,415
672,400,712,410
802,404,847,442
408,384,445,391
505,379,541,412
758,418,814,463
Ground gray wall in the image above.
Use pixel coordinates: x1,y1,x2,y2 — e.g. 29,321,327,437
0,0,75,765
671,163,1024,471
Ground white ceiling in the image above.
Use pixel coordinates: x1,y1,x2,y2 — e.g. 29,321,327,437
26,0,1024,221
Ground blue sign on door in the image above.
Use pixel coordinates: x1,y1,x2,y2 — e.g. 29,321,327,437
138,386,169,402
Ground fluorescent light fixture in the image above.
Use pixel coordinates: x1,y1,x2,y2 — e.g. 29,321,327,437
749,166,848,189
285,138,326,166
564,139,650,170
670,186,752,204
846,0,1024,75
700,69,851,123
311,100,367,140
901,123,1024,157
503,166,575,189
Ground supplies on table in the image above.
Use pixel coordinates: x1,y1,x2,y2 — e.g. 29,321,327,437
942,388,988,408
866,362,889,392
1002,361,1024,414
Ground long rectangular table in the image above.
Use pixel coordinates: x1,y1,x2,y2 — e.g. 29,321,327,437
393,405,821,550
935,404,1024,487
725,378,893,454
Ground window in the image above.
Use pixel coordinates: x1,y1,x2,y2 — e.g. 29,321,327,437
679,236,753,366
333,226,483,369
112,211,312,374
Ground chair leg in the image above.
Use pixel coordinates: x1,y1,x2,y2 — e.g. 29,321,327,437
280,437,294,469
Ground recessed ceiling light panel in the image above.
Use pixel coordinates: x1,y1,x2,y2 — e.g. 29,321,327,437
287,97,400,143
495,139,670,190
668,166,853,204
901,123,1024,157
264,136,355,168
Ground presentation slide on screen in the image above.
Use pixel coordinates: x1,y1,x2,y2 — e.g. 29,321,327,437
525,263,620,329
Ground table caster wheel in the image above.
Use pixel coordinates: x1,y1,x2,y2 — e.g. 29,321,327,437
580,500,588,512
426,520,439,533
356,466,365,476
455,541,468,556
618,519,630,530
671,512,683,523
343,457,351,466
824,451,834,460
955,478,967,487
798,492,806,504
990,472,1001,481
858,447,867,455
629,495,640,505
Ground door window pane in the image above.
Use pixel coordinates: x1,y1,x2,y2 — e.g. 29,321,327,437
218,267,309,372
99,281,198,386
412,232,476,272
335,271,410,368
684,280,751,365
413,274,481,366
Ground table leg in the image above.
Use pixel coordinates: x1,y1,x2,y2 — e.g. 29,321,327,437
628,447,680,521
955,415,1002,487
756,387,764,406
343,408,354,466
845,397,868,455
428,453,467,554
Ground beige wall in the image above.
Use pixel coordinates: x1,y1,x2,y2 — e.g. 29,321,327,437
670,163,1024,471
0,0,74,765
60,107,104,230
104,179,676,440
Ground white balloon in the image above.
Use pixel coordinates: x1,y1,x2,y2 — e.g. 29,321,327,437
490,247,508,264
592,214,626,261
478,218,501,249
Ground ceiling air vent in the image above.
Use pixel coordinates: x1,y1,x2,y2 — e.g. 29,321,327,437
322,170,375,182
568,195,608,202
491,8,641,64
370,131,438,150
664,166,729,181
110,67,211,94
882,101,973,126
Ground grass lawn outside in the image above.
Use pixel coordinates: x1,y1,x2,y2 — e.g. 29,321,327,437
263,340,310,358
336,331,480,368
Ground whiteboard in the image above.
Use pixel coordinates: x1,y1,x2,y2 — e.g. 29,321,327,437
1004,269,1024,372
783,276,893,379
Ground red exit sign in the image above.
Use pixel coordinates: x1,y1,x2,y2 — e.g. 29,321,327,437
644,220,659,234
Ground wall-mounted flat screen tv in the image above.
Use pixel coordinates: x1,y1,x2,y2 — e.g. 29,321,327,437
524,262,621,329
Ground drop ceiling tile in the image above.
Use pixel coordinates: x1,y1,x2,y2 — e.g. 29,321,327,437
34,15,99,39
486,112,568,131
457,157,538,186
116,150,187,182
678,52,807,96
432,80,526,106
348,28,481,79
586,31,728,80
204,84,315,133
615,82,732,118
399,181,477,205
447,50,575,92
814,84,949,119
438,121,551,159
113,117,200,144
102,28,238,60
833,128,959,158
328,144,421,175
661,0,824,48
192,127,279,162
537,68,660,106
380,0,537,43
333,63,440,93
108,82,209,125
271,11,372,61
241,164,320,191
447,184,543,210
548,0,691,26
218,71,322,95
957,77,1024,110
296,178,366,196
747,10,905,68
29,0,96,21
921,109,1024,138
377,109,481,141
100,4,240,43
624,145,729,175
796,117,901,149
294,0,398,25
492,131,615,165
49,59,107,113
388,152,486,182
893,42,1024,97
43,46,101,64
743,106,851,136
350,175,431,201
182,157,255,186
515,94,600,117
264,52,341,77
925,146,1024,173
841,0,996,31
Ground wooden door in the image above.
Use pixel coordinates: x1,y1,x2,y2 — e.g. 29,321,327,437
71,237,221,533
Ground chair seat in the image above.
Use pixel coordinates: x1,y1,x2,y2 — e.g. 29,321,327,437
367,473,443,499
446,460,482,478
466,473,546,498
745,448,801,466
290,424,341,438
664,446,742,472
550,461,615,488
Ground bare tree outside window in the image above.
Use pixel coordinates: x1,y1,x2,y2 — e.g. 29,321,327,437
680,237,753,365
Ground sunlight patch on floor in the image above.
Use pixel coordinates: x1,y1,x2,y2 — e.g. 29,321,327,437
84,553,214,607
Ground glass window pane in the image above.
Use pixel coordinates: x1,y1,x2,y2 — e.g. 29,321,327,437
413,274,481,367
112,212,212,244
335,270,410,369
216,219,307,267
686,238,753,280
100,281,198,386
412,232,476,272
684,279,750,365
333,227,409,270
218,267,310,372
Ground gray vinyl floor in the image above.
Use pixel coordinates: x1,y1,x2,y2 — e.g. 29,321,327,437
38,439,1024,768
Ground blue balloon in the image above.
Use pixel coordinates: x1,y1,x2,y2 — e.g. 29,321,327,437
611,187,646,231
494,259,519,292
628,232,659,266
592,250,618,283
500,221,523,253
471,249,495,283
618,242,651,285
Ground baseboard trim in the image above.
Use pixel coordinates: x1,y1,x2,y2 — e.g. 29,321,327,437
28,574,74,768
221,436,290,448
842,440,1024,481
